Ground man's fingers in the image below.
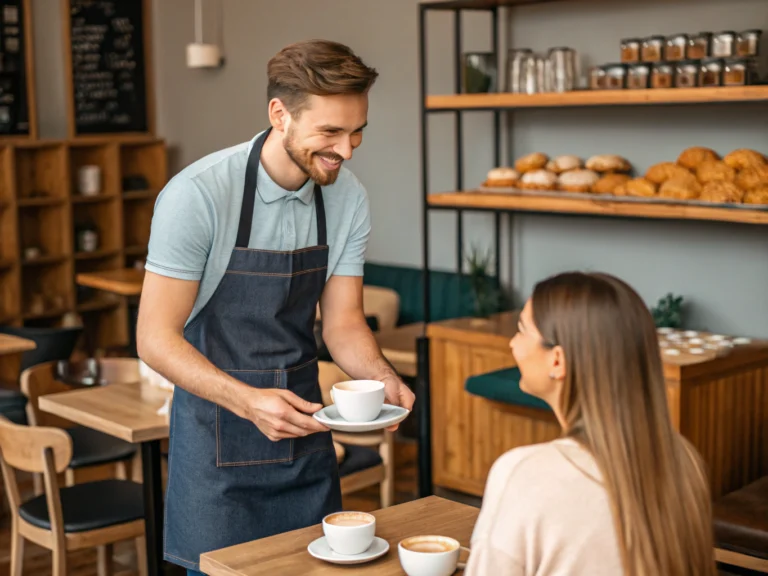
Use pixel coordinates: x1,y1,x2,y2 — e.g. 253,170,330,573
279,389,324,414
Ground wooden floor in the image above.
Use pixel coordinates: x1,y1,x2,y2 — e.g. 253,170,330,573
0,438,756,575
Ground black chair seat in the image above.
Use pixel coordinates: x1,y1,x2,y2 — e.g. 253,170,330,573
19,479,144,533
338,444,383,477
67,426,137,469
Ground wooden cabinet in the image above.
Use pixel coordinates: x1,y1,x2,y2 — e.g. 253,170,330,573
427,312,768,499
0,137,167,352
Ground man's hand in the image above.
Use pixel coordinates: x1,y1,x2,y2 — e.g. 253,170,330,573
241,388,330,442
381,373,415,431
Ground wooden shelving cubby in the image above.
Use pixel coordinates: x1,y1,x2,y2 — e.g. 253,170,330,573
0,137,168,353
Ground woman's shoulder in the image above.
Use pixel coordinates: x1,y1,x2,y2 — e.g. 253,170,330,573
489,438,584,478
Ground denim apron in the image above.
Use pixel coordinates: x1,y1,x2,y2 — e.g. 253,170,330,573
163,129,342,572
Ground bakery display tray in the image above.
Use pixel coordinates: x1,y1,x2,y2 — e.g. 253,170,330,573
474,185,768,211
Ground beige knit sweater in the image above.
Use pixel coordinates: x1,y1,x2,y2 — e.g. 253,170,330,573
464,438,624,576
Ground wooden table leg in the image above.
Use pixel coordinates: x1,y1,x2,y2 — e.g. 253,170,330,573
141,440,163,576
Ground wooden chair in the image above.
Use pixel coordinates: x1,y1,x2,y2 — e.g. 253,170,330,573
0,415,145,576
315,285,400,331
318,361,395,508
20,360,139,491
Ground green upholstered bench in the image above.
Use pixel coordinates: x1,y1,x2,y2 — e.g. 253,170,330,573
465,367,552,412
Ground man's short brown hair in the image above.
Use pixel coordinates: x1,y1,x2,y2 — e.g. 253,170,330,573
267,40,379,116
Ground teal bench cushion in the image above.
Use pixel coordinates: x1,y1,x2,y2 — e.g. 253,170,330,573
465,367,552,411
363,262,502,325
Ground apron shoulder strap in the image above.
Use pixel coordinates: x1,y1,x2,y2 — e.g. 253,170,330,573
236,130,270,248
314,185,327,247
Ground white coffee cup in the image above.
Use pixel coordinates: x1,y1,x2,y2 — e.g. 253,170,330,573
78,165,101,196
322,511,376,556
398,535,470,576
330,380,385,422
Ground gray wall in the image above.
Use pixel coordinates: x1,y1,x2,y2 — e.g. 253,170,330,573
33,0,768,337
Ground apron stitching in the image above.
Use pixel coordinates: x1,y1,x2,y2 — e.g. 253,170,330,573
224,357,318,374
224,266,327,278
215,406,221,467
216,446,330,467
233,245,328,255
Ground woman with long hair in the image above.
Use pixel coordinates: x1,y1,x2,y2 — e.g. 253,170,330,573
464,272,716,576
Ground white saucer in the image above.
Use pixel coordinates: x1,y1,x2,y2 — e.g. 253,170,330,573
307,536,390,565
313,404,410,432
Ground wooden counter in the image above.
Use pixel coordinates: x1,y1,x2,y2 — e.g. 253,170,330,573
427,312,768,499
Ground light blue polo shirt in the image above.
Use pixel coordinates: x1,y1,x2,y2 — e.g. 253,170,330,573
145,130,371,326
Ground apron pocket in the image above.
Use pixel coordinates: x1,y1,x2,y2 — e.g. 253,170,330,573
216,371,292,466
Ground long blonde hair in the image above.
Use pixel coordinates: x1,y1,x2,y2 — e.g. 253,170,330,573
531,272,716,576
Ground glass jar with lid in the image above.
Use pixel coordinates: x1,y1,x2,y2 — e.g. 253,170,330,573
674,60,699,87
621,38,641,63
665,34,688,61
723,57,755,86
687,32,711,59
736,30,762,57
641,36,665,62
699,58,723,87
627,63,650,89
603,63,627,89
651,62,674,89
711,31,736,57
589,66,606,90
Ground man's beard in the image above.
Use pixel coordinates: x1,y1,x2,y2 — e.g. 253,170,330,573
283,129,343,186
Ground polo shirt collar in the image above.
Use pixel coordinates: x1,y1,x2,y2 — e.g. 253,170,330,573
249,131,315,205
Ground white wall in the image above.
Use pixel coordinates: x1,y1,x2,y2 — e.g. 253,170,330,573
33,0,768,337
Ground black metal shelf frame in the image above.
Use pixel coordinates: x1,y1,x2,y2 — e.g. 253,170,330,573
416,1,503,497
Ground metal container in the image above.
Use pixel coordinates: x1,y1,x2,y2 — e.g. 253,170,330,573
547,47,579,92
506,48,533,93
462,52,497,93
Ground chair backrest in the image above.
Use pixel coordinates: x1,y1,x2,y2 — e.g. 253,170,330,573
363,286,400,331
0,326,83,372
318,361,351,407
0,416,72,475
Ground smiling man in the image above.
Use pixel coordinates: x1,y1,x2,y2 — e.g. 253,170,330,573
136,40,415,575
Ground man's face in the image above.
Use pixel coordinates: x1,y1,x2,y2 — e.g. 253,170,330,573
282,93,368,186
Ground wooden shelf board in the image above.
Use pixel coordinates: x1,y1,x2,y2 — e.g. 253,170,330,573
77,296,121,313
428,192,768,225
0,313,19,325
0,258,15,270
124,245,148,256
17,197,66,207
72,193,119,204
23,307,70,321
74,249,120,261
421,0,557,9
22,254,67,267
426,86,768,110
122,189,157,200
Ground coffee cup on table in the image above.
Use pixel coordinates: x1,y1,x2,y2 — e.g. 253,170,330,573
398,535,470,576
322,511,376,555
330,380,385,422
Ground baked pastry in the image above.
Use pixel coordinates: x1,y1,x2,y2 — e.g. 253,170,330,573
699,181,744,203
483,167,519,188
557,169,600,193
546,155,582,174
615,178,656,198
724,149,766,171
518,169,557,190
592,173,631,195
585,154,631,173
735,164,768,191
645,162,695,185
515,153,549,174
696,160,736,184
659,178,702,200
676,147,719,170
744,186,768,205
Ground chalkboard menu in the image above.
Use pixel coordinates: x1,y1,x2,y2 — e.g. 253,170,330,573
0,0,32,136
67,0,150,136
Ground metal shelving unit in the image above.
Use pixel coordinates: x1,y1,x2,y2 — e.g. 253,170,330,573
415,0,768,497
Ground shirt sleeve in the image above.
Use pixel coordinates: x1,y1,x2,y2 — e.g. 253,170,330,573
332,187,371,277
145,176,214,281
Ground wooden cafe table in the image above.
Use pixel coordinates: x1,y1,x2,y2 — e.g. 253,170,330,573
39,379,171,576
200,495,478,575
